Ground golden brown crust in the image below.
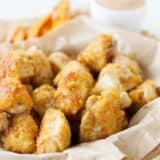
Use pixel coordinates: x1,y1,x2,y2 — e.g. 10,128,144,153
0,49,34,83
0,77,33,114
78,34,113,72
129,80,158,114
36,108,71,153
32,84,56,116
99,63,143,91
27,47,54,86
49,52,71,74
92,71,131,109
0,112,9,133
54,61,94,115
80,88,128,142
3,113,38,153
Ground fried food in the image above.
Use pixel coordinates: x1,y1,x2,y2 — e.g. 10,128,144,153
113,54,142,77
3,113,38,153
52,0,71,29
129,80,158,114
7,26,28,43
0,49,34,83
27,47,54,86
0,47,53,86
36,108,71,153
49,52,71,74
0,77,33,114
78,34,113,72
32,84,56,116
0,112,9,133
80,88,128,142
28,14,52,38
92,70,131,109
54,61,94,115
99,63,143,91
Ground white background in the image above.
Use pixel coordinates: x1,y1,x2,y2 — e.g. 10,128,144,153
0,0,159,35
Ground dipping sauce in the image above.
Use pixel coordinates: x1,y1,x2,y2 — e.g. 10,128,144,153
98,0,145,10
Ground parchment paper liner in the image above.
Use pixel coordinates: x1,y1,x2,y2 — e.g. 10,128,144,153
0,16,160,160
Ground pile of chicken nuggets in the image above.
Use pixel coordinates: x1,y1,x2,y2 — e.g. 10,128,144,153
0,34,158,154
6,0,75,43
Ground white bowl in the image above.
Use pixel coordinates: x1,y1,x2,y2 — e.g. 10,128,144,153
90,0,146,30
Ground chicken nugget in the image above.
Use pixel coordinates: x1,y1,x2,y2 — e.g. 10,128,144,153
0,112,9,133
3,113,38,153
78,34,113,72
27,47,54,86
92,74,131,109
0,49,34,83
36,108,71,153
113,54,142,76
99,63,143,91
0,77,33,114
54,61,94,115
32,84,56,116
129,80,158,114
49,52,71,74
80,88,128,142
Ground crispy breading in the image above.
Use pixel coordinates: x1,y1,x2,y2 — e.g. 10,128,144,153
36,108,71,153
0,112,9,133
113,54,142,76
0,78,33,114
92,73,131,109
129,80,158,114
49,52,71,74
78,34,113,72
32,84,56,116
80,88,128,142
99,63,143,91
27,47,54,86
3,113,38,153
0,49,34,83
7,26,28,43
54,61,94,115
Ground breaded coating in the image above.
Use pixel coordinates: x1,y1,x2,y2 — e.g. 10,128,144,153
0,49,34,83
26,47,54,86
99,63,143,91
36,108,71,153
49,52,71,74
0,112,9,133
78,34,113,72
54,61,94,115
92,74,131,109
113,54,142,77
24,84,33,96
80,88,128,142
129,80,158,114
3,113,38,153
0,78,33,114
32,84,56,116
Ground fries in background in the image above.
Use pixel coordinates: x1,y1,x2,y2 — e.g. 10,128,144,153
7,0,73,43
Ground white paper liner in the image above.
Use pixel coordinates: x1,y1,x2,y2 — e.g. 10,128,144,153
0,16,159,160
